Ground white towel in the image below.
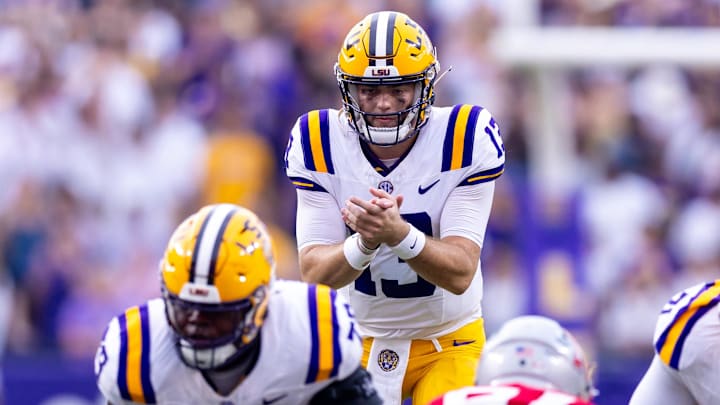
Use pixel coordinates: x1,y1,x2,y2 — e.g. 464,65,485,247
366,338,411,405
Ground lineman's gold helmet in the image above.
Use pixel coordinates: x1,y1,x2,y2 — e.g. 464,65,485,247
160,204,275,370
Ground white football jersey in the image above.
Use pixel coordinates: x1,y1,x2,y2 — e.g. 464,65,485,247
284,106,505,339
427,384,594,405
94,280,363,405
649,279,720,403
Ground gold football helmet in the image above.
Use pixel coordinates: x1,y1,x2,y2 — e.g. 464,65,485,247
160,204,276,370
336,11,439,145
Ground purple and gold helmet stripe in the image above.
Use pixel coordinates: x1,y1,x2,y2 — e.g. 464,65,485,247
368,11,396,66
368,12,378,65
458,165,505,186
117,305,156,404
207,208,235,285
305,285,342,383
188,207,213,284
189,204,237,286
385,13,397,64
300,109,334,174
655,280,720,369
442,104,483,172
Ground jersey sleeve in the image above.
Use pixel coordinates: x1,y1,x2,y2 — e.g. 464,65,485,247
630,356,698,405
94,304,157,405
440,181,494,247
439,104,505,187
284,109,336,193
303,284,364,385
295,188,346,250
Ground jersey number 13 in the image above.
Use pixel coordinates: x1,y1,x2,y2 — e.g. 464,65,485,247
354,212,436,298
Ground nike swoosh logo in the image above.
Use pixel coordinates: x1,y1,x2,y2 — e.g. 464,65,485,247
409,237,418,249
452,339,476,346
263,394,288,404
418,179,440,194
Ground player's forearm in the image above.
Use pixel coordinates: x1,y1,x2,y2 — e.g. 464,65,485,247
299,244,363,289
405,236,480,295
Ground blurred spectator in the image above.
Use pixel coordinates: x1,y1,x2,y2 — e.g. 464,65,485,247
3,2,720,404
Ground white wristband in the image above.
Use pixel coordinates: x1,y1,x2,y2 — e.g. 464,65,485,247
343,233,379,271
390,224,426,261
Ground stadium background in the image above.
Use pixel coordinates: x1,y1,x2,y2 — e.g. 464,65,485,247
2,0,720,404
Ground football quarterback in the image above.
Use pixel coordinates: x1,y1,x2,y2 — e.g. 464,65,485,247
284,10,504,405
428,315,597,405
631,280,720,405
94,204,381,404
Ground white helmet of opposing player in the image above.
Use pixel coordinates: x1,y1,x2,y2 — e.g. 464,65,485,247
476,315,597,400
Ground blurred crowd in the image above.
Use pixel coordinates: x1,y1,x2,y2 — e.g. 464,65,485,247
1,0,720,402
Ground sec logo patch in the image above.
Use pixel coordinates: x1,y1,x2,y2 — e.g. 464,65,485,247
377,181,394,194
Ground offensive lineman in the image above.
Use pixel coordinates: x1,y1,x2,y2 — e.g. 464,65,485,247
94,204,381,404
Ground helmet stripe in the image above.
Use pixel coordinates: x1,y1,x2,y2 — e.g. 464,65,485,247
368,11,396,67
368,13,378,66
189,206,214,283
207,206,236,285
375,12,388,64
385,12,396,66
191,204,237,285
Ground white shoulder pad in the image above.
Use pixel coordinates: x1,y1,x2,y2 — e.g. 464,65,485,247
284,109,336,192
272,280,364,384
439,104,505,186
653,280,720,370
95,300,164,404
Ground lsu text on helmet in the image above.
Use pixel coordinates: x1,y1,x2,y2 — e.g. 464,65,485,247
476,315,598,400
160,203,276,370
336,11,439,146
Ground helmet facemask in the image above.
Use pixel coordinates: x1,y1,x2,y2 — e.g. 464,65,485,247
336,63,437,146
163,284,268,371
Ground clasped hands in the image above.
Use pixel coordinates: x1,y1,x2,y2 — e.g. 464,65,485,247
341,187,410,249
